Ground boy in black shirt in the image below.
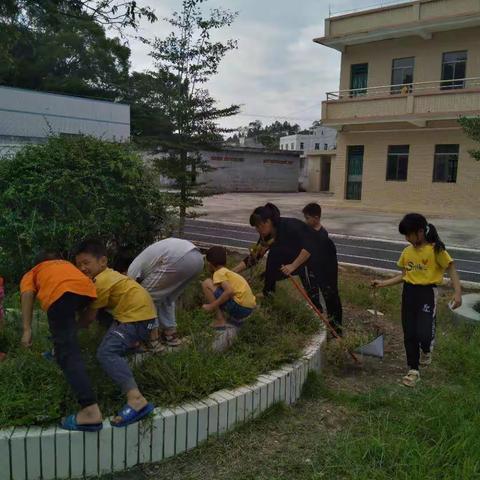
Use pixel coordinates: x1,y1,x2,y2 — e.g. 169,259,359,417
302,203,343,335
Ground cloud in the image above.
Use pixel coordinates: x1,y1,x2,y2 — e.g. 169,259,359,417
127,0,377,130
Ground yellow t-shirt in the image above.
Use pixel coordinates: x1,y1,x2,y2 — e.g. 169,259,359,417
213,267,256,309
92,268,156,323
397,244,453,285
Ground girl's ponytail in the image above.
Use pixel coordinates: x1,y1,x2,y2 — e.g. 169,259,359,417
426,223,445,253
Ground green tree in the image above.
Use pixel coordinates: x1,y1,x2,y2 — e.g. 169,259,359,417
148,0,240,233
0,136,167,282
0,1,156,30
122,71,176,146
459,116,480,161
0,2,131,99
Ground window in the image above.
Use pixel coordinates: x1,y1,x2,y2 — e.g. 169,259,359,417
291,142,294,150
314,143,320,150
391,57,414,94
386,145,409,181
433,144,459,183
285,144,288,150
324,143,328,150
441,51,467,90
350,63,368,96
300,142,304,150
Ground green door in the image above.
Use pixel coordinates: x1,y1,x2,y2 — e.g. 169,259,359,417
346,146,364,200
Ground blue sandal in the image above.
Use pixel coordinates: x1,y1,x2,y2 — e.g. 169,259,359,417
111,403,155,428
60,414,103,432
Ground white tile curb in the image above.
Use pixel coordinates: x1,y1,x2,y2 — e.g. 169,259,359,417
1,331,326,479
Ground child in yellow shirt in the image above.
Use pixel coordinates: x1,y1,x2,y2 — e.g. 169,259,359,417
202,246,256,329
75,239,156,427
372,213,462,388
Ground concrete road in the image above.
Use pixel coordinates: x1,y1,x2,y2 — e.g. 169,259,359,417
193,193,480,249
184,218,480,284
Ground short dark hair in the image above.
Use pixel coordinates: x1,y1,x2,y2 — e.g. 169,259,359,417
74,238,107,259
206,246,227,267
34,250,61,266
113,251,134,273
302,202,322,218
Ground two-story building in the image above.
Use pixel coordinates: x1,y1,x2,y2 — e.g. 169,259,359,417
315,0,480,215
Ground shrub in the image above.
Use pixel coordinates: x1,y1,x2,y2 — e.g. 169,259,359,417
0,135,167,281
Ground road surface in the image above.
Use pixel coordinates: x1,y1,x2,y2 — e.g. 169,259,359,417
183,219,480,284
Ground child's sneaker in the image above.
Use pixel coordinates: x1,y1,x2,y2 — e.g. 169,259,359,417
420,351,432,366
402,369,420,387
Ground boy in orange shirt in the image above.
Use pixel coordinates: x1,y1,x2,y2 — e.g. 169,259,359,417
20,252,102,431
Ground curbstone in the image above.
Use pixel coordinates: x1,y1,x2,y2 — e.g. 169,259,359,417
85,430,100,477
161,408,176,459
11,427,28,480
98,421,113,474
25,427,41,480
40,427,56,480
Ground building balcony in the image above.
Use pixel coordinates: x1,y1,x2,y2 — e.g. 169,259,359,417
315,0,480,51
322,77,480,127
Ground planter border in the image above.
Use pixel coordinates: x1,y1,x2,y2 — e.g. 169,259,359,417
450,293,480,324
1,331,326,480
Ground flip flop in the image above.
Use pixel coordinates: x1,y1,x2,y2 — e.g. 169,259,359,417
111,403,155,428
60,414,103,432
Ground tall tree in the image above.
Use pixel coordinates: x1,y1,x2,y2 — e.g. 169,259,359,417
0,1,156,31
0,2,131,99
459,116,480,162
148,0,240,233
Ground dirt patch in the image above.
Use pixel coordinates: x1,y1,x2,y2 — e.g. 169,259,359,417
324,302,406,394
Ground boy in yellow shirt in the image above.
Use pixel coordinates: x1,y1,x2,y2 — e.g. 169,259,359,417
75,239,156,427
202,246,256,329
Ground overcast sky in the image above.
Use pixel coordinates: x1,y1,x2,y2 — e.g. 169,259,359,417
127,0,400,130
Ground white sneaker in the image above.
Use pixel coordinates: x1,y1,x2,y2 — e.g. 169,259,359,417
420,352,432,366
402,369,420,388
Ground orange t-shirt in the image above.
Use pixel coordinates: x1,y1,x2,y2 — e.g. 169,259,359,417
20,260,97,311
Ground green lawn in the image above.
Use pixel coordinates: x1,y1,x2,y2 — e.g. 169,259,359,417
111,269,480,480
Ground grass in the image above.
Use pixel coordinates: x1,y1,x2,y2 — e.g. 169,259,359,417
112,269,480,480
0,268,320,428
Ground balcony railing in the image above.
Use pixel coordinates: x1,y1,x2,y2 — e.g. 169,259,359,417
326,77,480,101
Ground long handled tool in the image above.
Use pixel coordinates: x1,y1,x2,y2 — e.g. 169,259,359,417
287,274,361,364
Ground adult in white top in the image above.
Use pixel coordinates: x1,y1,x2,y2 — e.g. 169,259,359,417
127,238,203,346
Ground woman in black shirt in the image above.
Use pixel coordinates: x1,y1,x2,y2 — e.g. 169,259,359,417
233,203,341,332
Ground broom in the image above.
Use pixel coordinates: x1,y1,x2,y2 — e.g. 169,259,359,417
286,273,361,364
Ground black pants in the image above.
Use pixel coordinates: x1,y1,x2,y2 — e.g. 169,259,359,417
47,292,96,408
401,283,437,370
299,266,343,334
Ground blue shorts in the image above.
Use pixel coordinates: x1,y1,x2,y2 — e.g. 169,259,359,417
214,287,254,324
